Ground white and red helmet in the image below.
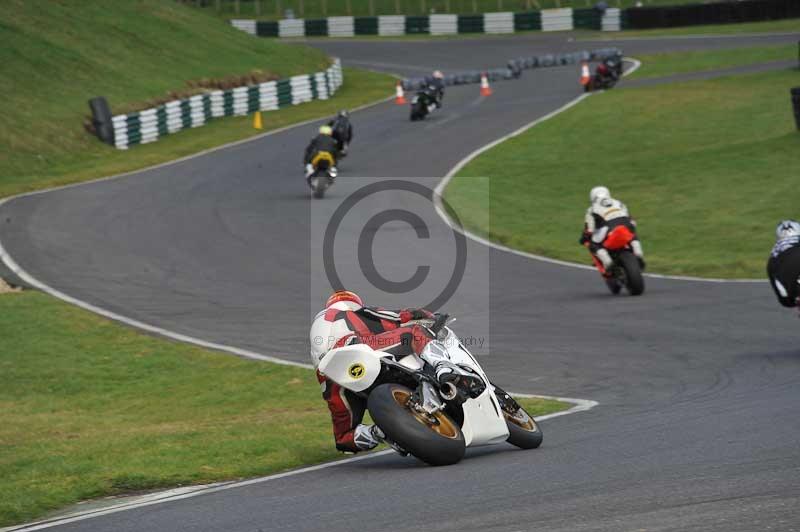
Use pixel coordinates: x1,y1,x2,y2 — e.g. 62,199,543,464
325,289,363,310
310,290,363,365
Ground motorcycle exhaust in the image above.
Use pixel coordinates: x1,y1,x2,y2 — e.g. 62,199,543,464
440,381,458,401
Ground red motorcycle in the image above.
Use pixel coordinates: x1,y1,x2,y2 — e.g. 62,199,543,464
585,225,645,296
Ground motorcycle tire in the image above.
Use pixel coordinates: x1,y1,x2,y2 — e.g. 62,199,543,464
310,176,326,199
605,278,622,295
492,384,543,450
618,251,645,296
503,403,543,450
368,383,465,466
410,102,425,121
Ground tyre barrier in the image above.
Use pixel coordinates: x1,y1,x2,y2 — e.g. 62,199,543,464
400,48,621,91
88,96,115,146
106,60,343,150
624,0,800,30
791,87,800,132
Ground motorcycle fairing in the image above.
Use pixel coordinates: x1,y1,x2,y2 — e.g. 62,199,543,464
318,344,388,393
604,225,635,250
440,329,509,447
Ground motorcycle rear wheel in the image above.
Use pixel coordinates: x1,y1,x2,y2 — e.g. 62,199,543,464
618,251,645,296
368,383,465,466
310,175,327,199
410,102,426,121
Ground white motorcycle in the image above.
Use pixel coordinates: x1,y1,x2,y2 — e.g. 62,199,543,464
317,314,542,466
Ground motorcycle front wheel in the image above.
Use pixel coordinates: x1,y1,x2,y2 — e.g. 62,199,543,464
501,401,543,449
368,383,465,466
605,277,622,295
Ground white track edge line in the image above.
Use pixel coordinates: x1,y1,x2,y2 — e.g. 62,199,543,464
2,393,595,532
0,83,403,368
0,233,312,367
433,57,763,284
0,77,601,530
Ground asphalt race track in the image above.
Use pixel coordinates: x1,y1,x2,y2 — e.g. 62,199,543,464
2,32,800,531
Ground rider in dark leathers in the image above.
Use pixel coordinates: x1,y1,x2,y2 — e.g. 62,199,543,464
327,110,353,157
425,70,445,108
767,220,800,308
303,125,339,181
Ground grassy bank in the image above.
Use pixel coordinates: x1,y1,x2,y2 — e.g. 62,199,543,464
0,291,568,526
629,43,797,79
0,0,395,199
445,63,800,278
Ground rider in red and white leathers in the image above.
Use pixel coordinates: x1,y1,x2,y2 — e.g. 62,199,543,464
579,186,644,272
309,290,436,453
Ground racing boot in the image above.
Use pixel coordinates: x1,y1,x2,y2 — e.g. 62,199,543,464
631,240,646,270
353,424,383,451
595,248,614,277
355,424,408,456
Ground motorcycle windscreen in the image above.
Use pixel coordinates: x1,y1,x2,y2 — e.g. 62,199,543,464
318,344,385,393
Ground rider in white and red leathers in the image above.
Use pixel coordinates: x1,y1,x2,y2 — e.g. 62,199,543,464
309,290,436,453
579,186,644,272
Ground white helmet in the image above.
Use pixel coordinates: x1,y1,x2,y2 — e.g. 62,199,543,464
775,220,800,240
590,186,610,204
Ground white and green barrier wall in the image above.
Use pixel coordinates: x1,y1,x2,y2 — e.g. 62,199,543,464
109,59,343,150
229,0,799,37
230,7,621,37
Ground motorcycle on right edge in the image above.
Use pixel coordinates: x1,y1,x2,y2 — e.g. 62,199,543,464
585,225,645,296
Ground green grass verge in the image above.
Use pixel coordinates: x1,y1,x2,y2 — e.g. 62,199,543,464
0,0,397,199
445,66,800,278
0,290,569,526
0,66,394,199
629,44,797,79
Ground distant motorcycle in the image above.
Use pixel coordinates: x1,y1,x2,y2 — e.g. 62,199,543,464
585,57,622,92
409,86,439,121
306,156,337,199
585,225,645,296
318,313,543,466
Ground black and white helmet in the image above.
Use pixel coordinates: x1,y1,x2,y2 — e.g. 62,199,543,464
776,220,800,240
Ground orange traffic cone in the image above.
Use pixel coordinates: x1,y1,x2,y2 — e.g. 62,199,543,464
480,73,492,97
580,62,591,86
395,81,407,105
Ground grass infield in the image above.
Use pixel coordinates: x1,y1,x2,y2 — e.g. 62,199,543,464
0,291,569,526
445,47,800,278
0,0,396,199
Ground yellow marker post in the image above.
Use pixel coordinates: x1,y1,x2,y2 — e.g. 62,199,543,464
253,111,263,130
